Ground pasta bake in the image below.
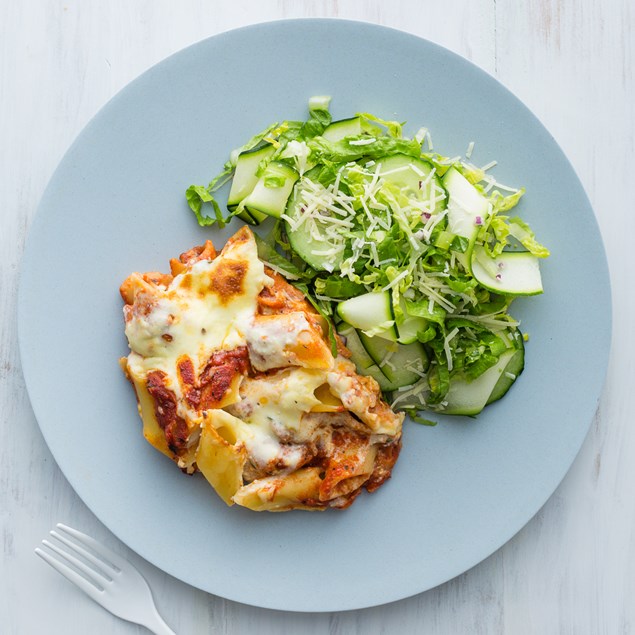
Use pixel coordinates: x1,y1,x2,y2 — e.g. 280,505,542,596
120,227,403,511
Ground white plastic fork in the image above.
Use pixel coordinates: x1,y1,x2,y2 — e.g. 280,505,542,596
35,523,175,635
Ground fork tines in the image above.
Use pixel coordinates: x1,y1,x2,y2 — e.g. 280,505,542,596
35,523,120,593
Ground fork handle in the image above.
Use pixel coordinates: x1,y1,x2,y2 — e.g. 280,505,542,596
141,611,177,635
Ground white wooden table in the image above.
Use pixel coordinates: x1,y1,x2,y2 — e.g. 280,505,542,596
1,1,632,633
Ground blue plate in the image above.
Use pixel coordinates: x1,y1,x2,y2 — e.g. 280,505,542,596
18,20,611,611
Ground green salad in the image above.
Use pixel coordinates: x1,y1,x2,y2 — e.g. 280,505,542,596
186,97,549,421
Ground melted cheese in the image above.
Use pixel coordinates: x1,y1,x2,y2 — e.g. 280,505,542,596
242,312,332,371
327,358,404,436
125,231,271,405
228,368,327,469
242,312,311,370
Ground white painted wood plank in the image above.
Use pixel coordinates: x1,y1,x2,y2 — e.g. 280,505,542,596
494,1,635,634
1,0,632,633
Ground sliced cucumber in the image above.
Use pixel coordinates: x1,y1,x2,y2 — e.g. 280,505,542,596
236,207,268,226
377,339,429,384
487,335,525,405
471,247,543,296
336,323,375,371
228,143,275,210
338,323,403,391
358,333,428,388
336,292,397,339
438,349,516,416
285,169,346,272
241,161,299,219
322,117,362,142
378,154,447,215
442,167,490,240
361,364,403,392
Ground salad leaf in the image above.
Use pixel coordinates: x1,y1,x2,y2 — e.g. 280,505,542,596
314,277,366,299
299,96,332,139
405,299,447,329
426,357,450,404
185,185,228,227
491,187,525,213
253,234,312,281
416,324,437,344
508,217,550,257
403,410,438,426
357,112,404,138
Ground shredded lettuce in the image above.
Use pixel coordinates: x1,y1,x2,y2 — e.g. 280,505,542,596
508,217,551,257
357,112,404,138
426,346,450,403
405,299,447,329
492,188,525,213
253,234,309,281
477,212,550,259
403,410,438,426
315,277,366,299
185,185,228,227
299,96,332,139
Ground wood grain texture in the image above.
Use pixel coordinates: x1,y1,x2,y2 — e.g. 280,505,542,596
1,1,632,633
